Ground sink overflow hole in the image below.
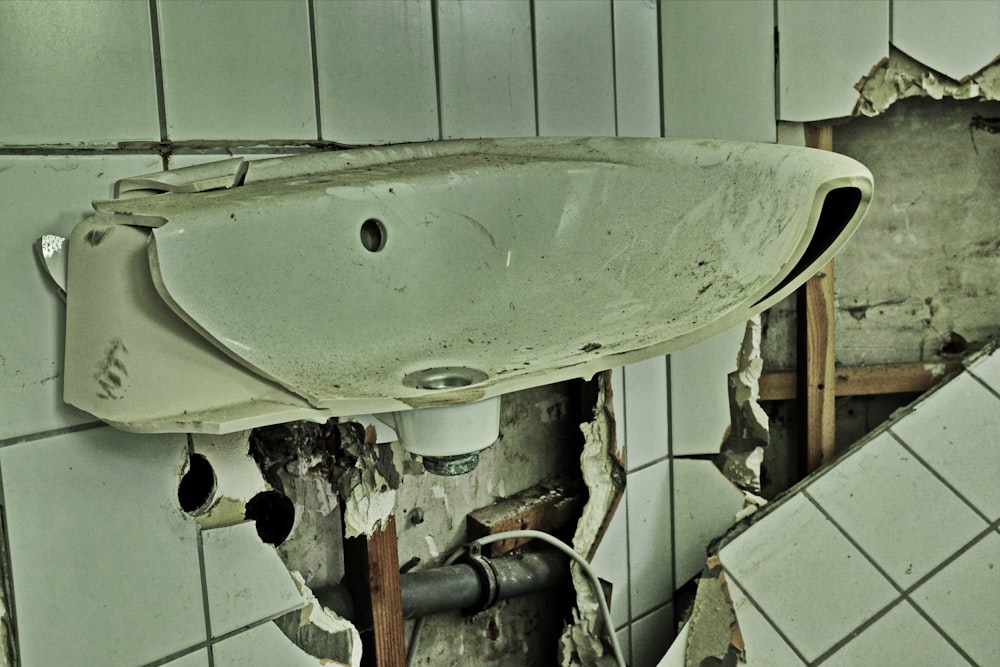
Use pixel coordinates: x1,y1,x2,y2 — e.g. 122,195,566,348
360,218,386,252
178,453,216,515
403,367,489,391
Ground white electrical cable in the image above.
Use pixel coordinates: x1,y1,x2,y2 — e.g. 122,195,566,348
406,529,626,667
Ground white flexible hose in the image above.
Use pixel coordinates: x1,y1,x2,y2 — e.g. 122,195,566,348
406,529,626,667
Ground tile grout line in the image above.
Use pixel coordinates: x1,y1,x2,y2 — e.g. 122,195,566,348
618,369,632,634
966,368,1000,402
655,0,665,139
146,0,169,169
886,429,993,525
0,464,21,667
803,490,982,666
0,422,105,450
666,355,678,600
306,0,324,142
189,435,215,667
720,568,810,665
609,0,619,138
430,0,445,141
529,0,540,137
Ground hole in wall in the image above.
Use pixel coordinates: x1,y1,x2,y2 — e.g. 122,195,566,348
360,218,387,252
178,453,217,515
245,490,295,546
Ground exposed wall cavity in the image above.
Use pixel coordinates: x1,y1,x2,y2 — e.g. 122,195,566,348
719,316,769,495
855,47,1000,117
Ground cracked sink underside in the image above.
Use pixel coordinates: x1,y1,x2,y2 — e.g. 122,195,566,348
63,137,872,433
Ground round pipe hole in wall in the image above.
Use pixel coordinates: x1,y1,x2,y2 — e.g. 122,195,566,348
360,218,387,252
178,453,217,515
245,490,295,546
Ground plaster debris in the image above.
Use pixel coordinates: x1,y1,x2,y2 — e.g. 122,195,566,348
0,585,10,667
854,47,1000,117
558,372,626,667
683,557,743,667
720,317,769,495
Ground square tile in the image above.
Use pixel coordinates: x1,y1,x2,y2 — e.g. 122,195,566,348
806,431,987,586
725,579,805,666
202,521,305,637
890,374,1000,520
436,0,536,139
0,427,206,665
719,494,898,662
632,603,674,667
965,346,1000,394
627,460,673,616
622,356,669,470
673,460,746,586
0,154,163,441
314,0,438,145
823,601,965,667
534,0,616,136
0,1,159,144
590,490,630,629
911,532,1000,666
164,649,211,667
669,325,744,456
157,0,316,140
213,622,325,667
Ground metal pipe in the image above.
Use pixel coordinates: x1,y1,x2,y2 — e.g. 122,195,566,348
316,549,569,621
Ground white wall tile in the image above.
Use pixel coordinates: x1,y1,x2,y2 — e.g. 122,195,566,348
314,0,438,145
157,0,316,141
613,0,661,138
623,356,669,470
726,580,806,666
777,0,888,122
590,491,630,629
890,374,1000,521
213,622,327,666
965,348,1000,394
0,428,206,665
165,649,211,667
534,0,616,136
632,603,674,667
911,532,1000,666
669,325,744,456
617,625,633,666
823,601,965,667
672,459,745,586
806,432,987,587
0,1,160,144
0,154,163,441
720,495,898,662
661,0,776,142
892,0,1000,80
202,521,305,637
436,0,536,139
627,460,673,617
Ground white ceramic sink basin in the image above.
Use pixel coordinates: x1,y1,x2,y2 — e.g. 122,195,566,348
62,137,872,445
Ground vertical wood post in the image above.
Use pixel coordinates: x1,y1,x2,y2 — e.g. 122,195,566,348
343,515,407,667
799,124,837,473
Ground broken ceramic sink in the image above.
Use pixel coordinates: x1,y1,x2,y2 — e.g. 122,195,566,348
61,138,871,466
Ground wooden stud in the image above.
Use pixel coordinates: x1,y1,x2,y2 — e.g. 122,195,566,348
342,515,407,667
467,485,585,557
799,124,837,473
758,361,962,402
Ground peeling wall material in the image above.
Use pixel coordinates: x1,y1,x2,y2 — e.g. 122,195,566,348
683,557,743,667
855,47,1000,117
721,317,769,494
274,571,361,667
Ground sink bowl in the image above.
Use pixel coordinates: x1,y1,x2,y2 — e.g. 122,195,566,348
62,137,872,450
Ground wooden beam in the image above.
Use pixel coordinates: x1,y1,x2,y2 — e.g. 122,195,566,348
343,516,407,667
467,485,585,557
758,361,963,401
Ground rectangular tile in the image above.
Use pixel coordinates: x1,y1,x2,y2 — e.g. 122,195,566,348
0,154,164,441
822,600,966,667
622,356,669,470
626,460,673,617
672,459,745,586
157,0,316,140
0,428,206,665
436,0,536,139
612,0,661,138
910,532,1000,666
202,521,305,637
669,325,744,456
719,494,898,662
806,431,987,587
632,603,674,667
534,0,616,136
661,0,775,142
0,1,160,144
890,373,1000,520
725,579,805,666
314,0,438,145
892,0,1000,80
589,489,630,629
776,0,888,121
213,622,325,667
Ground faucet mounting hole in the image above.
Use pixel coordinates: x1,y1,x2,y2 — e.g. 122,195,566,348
403,367,489,391
360,218,386,252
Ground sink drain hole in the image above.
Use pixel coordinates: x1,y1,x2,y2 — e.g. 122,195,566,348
360,218,387,252
403,367,489,391
178,453,216,515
